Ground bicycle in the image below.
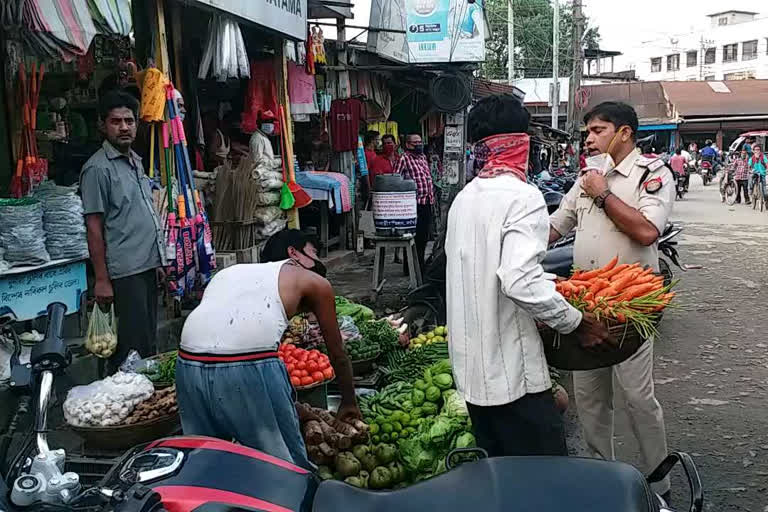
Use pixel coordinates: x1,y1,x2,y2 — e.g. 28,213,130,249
722,170,737,205
752,174,765,212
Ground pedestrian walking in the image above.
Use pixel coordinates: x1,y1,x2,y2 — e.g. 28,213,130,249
395,133,435,272
445,94,614,458
732,148,751,204
549,101,675,500
80,91,166,372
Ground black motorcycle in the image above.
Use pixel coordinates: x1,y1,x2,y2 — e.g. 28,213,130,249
1,304,702,512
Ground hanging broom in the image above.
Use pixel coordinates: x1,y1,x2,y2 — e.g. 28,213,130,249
279,104,312,208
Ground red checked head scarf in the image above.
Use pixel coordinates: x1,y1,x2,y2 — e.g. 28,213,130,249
475,133,530,182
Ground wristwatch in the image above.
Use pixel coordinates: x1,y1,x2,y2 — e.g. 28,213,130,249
594,190,612,209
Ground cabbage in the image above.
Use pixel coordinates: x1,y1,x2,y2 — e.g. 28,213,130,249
453,432,476,449
400,436,437,474
441,390,469,418
433,373,454,391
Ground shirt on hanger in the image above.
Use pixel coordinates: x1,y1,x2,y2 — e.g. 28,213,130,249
330,98,365,152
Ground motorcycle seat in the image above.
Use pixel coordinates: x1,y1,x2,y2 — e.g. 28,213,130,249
312,457,658,512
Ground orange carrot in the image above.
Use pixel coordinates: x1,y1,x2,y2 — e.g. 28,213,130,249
611,270,641,290
600,263,630,280
596,286,620,299
629,274,656,286
585,300,596,311
584,292,595,301
618,283,659,300
609,264,641,282
614,312,627,322
588,278,610,294
568,280,593,287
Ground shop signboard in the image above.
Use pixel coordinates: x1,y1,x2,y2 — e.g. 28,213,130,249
444,125,463,150
194,0,308,41
368,0,486,64
0,259,86,322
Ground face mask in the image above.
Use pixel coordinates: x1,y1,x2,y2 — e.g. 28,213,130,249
584,153,616,174
296,251,327,278
261,123,275,135
374,140,383,151
409,144,424,154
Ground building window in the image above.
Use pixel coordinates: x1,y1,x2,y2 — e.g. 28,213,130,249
719,17,728,26
705,48,716,64
723,43,738,62
724,70,756,80
743,40,758,60
686,50,698,68
704,74,716,81
651,57,662,73
666,54,680,71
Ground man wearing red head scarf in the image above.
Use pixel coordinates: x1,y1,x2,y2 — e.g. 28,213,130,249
445,94,614,457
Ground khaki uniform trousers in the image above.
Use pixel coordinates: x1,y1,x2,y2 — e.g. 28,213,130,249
573,338,670,494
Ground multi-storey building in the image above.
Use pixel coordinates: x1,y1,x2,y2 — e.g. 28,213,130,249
638,10,768,81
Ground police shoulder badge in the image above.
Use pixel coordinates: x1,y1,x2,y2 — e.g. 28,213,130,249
643,176,663,193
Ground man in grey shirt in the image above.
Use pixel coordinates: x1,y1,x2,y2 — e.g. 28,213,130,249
80,90,165,370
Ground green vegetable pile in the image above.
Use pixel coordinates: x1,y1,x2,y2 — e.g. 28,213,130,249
317,444,408,489
352,359,475,488
345,337,381,362
359,319,400,356
142,351,177,384
380,342,449,383
335,296,375,326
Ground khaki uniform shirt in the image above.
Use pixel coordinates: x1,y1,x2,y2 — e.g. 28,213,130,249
550,149,675,272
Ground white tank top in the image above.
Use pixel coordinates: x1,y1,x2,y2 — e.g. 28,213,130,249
180,261,289,354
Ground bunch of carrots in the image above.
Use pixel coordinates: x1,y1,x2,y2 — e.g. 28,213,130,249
555,256,676,339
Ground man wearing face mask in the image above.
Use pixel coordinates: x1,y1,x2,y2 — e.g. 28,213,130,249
549,101,674,501
395,133,435,271
245,111,277,177
176,229,361,468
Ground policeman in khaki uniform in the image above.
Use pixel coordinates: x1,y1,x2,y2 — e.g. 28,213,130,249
549,102,675,500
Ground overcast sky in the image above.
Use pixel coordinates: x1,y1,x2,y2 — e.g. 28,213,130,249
332,0,766,68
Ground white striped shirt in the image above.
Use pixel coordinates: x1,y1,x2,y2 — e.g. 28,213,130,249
446,175,582,406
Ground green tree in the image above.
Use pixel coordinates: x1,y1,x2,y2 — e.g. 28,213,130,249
481,0,601,80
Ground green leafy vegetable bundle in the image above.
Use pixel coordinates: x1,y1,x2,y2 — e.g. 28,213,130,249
335,296,375,326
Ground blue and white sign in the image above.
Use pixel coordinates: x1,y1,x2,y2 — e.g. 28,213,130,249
368,0,486,64
0,259,86,321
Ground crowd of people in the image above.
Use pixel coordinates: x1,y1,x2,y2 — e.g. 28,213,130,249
725,138,768,205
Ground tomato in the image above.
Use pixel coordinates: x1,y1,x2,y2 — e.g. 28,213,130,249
296,361,306,371
286,363,296,373
290,376,301,387
301,369,309,377
286,357,296,365
307,360,319,372
318,360,330,371
300,376,314,386
296,352,308,362
322,367,334,379
311,371,325,382
307,351,319,361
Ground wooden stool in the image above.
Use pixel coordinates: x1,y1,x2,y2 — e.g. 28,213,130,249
371,234,423,295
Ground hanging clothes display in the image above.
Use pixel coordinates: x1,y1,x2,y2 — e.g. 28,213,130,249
311,26,326,65
241,60,280,135
87,0,132,36
288,62,318,116
329,98,365,152
21,0,98,61
198,14,250,82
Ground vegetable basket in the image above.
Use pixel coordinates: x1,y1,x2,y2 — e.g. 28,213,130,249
351,354,379,376
71,412,181,451
539,320,651,371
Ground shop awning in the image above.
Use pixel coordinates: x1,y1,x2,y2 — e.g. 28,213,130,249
191,0,308,40
661,80,768,118
638,124,678,131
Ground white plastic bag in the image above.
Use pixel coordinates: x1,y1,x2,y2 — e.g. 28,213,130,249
63,372,154,427
85,305,118,359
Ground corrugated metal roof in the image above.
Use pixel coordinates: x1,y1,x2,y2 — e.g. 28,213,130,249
472,78,525,100
581,82,676,125
660,80,768,118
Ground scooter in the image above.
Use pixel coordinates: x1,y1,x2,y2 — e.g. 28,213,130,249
2,303,703,512
700,160,714,186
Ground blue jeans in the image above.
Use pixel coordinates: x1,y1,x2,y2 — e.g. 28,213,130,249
175,356,312,469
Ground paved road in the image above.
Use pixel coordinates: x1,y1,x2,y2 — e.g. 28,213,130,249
609,174,768,511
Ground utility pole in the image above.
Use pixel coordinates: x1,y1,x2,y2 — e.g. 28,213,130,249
507,0,514,83
566,0,584,142
551,0,560,129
